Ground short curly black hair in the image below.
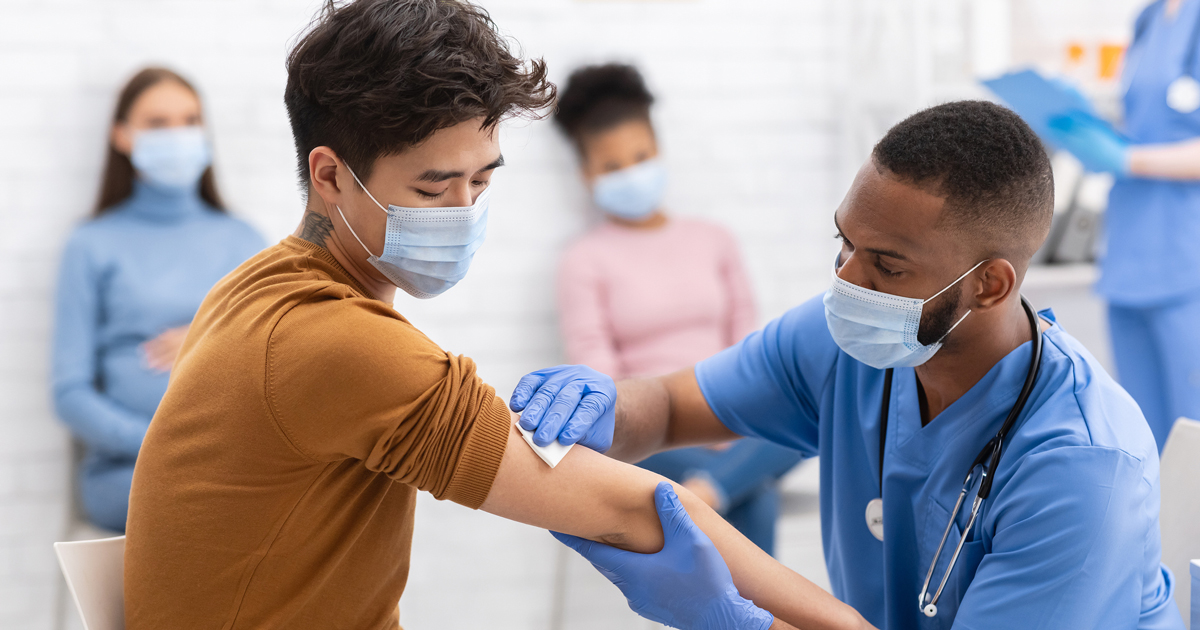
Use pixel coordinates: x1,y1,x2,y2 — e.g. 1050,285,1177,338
284,0,555,190
872,100,1054,259
554,63,654,151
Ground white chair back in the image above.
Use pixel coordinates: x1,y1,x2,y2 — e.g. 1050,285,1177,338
54,536,126,630
1160,418,1200,624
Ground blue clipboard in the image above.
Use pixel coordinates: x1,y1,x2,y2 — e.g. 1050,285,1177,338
982,69,1124,144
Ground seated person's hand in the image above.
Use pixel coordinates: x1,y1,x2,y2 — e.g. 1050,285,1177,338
509,364,615,452
552,482,774,630
142,324,191,373
681,475,725,512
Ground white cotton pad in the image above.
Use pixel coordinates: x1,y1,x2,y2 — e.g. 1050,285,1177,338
517,425,574,468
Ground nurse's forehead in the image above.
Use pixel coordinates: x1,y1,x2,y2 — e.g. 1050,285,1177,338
835,164,948,257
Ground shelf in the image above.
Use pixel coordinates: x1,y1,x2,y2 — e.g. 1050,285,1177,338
1023,263,1098,289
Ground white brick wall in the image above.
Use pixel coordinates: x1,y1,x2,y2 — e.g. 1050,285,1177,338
0,1,1146,628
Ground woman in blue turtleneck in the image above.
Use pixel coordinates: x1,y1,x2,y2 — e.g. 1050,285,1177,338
53,68,264,532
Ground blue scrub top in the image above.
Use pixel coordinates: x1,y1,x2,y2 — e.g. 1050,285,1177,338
1100,0,1200,305
695,296,1182,630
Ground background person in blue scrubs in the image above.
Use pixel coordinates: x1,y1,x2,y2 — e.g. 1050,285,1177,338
514,102,1183,629
1045,0,1200,452
52,67,264,532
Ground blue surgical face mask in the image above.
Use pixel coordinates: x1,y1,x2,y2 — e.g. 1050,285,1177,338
592,158,667,220
336,163,489,299
130,126,212,192
823,257,987,369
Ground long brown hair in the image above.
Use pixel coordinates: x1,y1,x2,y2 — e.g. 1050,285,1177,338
94,67,225,216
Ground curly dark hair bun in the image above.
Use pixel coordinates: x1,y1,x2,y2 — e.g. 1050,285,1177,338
554,63,654,147
285,0,556,188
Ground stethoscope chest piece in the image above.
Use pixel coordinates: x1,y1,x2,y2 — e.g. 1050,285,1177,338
1168,75,1200,113
865,497,884,541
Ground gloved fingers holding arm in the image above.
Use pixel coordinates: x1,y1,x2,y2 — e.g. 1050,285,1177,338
553,482,775,630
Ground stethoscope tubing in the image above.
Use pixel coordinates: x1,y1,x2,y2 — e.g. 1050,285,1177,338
877,296,1045,617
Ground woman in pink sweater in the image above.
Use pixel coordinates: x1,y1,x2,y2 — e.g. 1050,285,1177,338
553,64,804,554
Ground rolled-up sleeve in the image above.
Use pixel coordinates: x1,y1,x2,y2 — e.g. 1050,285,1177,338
265,296,511,508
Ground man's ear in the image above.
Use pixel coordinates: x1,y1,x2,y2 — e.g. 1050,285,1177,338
973,259,1017,311
308,147,345,209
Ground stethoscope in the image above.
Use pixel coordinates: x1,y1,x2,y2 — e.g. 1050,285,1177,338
1124,0,1200,113
865,296,1044,618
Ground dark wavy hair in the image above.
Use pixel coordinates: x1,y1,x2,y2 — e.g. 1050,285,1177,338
284,0,555,190
95,67,225,216
554,63,654,151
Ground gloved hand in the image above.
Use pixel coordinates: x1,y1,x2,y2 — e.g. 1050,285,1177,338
552,482,774,630
509,365,615,453
1046,111,1131,175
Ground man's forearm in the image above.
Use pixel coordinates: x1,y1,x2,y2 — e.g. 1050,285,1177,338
675,487,873,630
609,368,742,463
607,377,673,462
1129,138,1200,180
482,420,871,630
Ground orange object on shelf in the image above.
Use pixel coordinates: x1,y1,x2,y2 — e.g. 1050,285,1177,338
1099,43,1126,80
1067,42,1086,65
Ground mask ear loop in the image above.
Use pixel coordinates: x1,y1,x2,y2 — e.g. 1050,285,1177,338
342,161,389,214
332,159,387,259
922,259,990,305
922,259,990,345
334,206,378,259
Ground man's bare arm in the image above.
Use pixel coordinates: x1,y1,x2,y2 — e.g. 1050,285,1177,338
606,367,741,463
480,414,872,630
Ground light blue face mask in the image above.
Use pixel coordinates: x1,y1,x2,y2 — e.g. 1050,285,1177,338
336,163,489,299
823,257,987,369
592,158,667,220
131,126,212,192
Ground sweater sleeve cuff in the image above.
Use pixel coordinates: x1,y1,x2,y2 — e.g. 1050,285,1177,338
439,390,512,509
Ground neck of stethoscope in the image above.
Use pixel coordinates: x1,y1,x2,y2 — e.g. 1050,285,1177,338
914,298,1044,618
876,297,1043,495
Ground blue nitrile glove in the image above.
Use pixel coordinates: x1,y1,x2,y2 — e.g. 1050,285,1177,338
1046,111,1131,175
509,365,615,452
552,482,774,630
1047,78,1097,117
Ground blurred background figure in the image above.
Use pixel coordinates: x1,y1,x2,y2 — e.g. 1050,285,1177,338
1044,0,1200,452
52,68,264,533
552,64,804,555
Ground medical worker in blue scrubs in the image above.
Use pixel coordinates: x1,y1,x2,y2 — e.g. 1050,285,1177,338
1044,0,1200,452
512,102,1183,629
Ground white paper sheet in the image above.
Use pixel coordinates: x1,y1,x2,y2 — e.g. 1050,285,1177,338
517,425,574,468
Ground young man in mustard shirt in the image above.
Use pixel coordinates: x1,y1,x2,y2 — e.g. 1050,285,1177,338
122,1,871,629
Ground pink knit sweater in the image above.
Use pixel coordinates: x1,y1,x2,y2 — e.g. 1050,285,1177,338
556,218,757,379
